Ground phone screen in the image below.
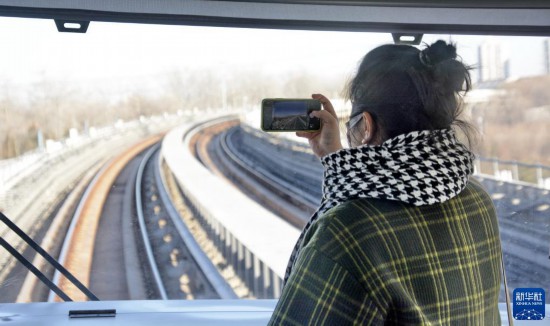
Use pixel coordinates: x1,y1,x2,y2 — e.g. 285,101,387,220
261,99,321,132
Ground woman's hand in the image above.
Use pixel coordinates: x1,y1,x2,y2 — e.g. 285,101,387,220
296,94,343,158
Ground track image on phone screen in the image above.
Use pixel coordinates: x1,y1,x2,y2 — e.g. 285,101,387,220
262,99,321,131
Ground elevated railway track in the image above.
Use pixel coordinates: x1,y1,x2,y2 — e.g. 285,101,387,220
0,126,168,303
198,120,550,303
2,130,236,304
1,117,546,324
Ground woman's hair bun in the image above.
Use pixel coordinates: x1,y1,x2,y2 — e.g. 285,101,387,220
418,40,469,93
423,40,457,65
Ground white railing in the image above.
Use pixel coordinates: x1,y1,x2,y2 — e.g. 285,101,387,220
475,157,550,189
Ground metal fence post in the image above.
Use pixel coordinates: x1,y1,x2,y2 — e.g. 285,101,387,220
537,165,544,187
245,249,253,290
263,263,272,298
273,273,282,298
512,161,519,181
253,256,263,298
237,242,245,280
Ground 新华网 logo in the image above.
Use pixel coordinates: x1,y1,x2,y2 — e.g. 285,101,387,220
513,288,545,320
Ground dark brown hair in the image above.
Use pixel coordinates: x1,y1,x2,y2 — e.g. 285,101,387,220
345,40,476,148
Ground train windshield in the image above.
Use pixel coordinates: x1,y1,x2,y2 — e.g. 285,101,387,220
0,16,549,306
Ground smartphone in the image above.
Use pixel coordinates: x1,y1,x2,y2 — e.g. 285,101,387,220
261,98,321,132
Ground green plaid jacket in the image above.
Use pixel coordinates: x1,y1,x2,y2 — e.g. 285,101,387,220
269,179,502,325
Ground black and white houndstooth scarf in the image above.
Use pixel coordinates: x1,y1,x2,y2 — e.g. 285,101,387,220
283,128,474,285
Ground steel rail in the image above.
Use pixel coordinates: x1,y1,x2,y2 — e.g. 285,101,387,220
47,159,111,302
219,127,318,211
154,149,237,299
225,127,321,199
135,143,169,300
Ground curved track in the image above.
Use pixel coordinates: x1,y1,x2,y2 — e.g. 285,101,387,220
8,119,548,305
49,136,162,301
195,121,550,303
197,122,322,228
1,120,185,303
134,144,229,300
5,134,234,303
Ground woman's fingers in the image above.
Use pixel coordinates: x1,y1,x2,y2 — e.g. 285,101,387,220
295,94,343,158
312,94,338,120
296,131,319,140
310,110,338,127
296,109,336,139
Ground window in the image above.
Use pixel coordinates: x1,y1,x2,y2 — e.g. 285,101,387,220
0,10,549,325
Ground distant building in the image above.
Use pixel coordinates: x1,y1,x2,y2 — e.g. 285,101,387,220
544,39,550,75
503,59,510,79
478,40,506,83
